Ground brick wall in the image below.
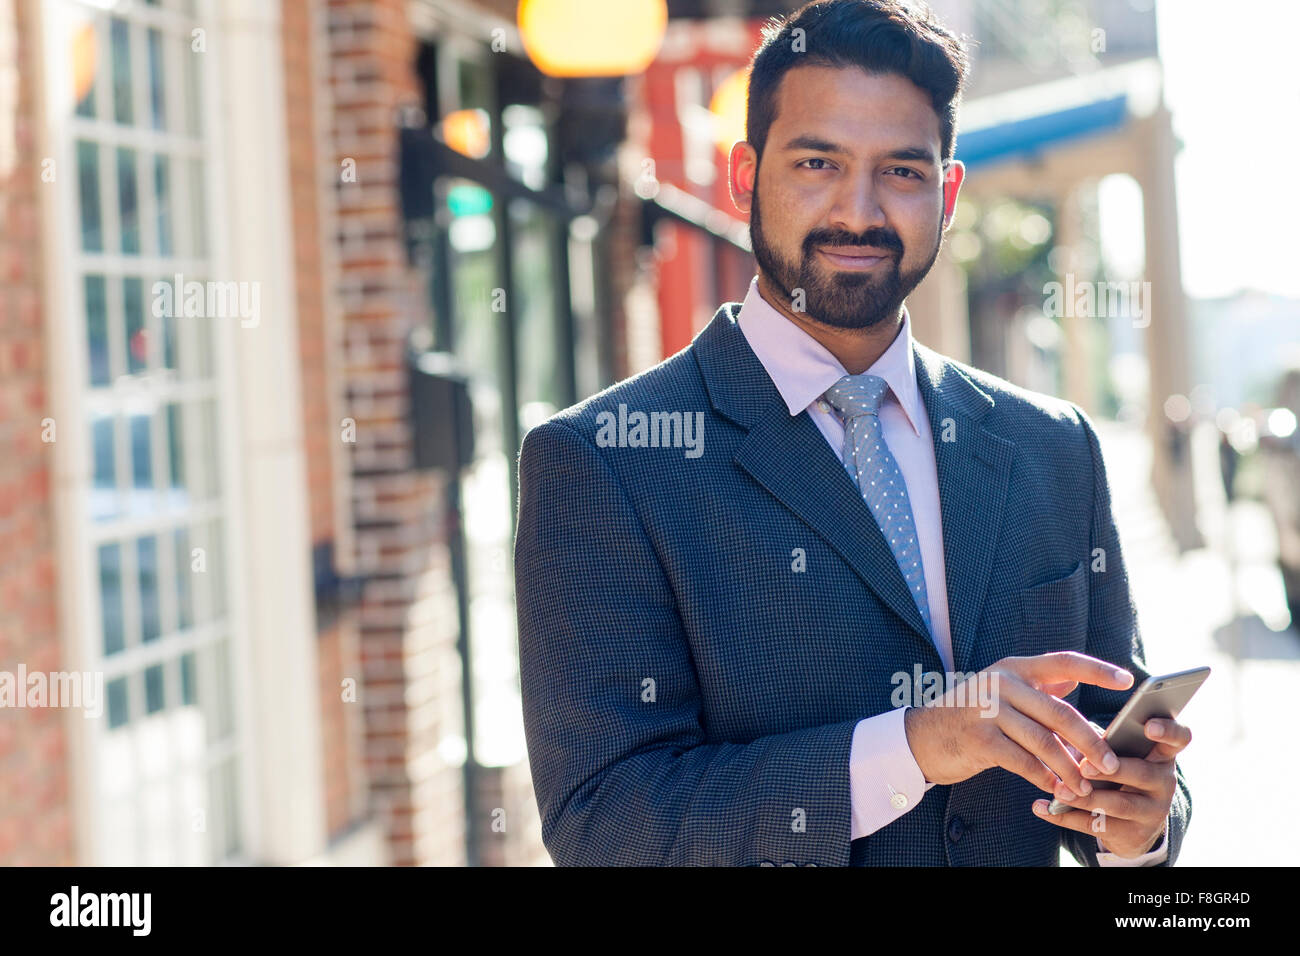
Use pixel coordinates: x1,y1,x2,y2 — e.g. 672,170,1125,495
282,0,370,849
0,0,73,866
325,0,466,867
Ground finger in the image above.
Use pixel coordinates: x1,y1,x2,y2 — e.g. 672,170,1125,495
1005,652,1134,693
1049,779,1162,823
1039,679,1079,699
1001,680,1120,779
1031,800,1110,837
987,729,1062,795
1057,719,1105,763
1080,755,1170,792
997,706,1093,797
1142,718,1191,760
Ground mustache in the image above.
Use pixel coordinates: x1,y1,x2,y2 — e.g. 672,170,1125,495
804,227,904,256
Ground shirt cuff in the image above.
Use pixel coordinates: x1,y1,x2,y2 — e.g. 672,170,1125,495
849,707,934,841
1096,817,1170,866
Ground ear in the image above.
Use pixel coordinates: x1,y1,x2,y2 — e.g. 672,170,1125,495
729,140,758,215
941,159,965,230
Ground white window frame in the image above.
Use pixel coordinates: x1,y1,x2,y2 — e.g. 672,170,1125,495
36,0,327,865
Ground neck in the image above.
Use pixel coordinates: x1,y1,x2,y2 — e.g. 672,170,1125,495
755,272,905,375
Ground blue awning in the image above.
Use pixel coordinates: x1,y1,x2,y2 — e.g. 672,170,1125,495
956,94,1129,171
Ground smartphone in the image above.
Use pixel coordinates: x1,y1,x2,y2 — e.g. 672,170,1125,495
1047,665,1211,814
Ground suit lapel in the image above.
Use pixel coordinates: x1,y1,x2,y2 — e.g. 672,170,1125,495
694,304,1014,675
912,342,1014,674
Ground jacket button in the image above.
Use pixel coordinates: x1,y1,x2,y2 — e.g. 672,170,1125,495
759,861,775,867
804,862,818,867
947,816,965,843
781,861,797,866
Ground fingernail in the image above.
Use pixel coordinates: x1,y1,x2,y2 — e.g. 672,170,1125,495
1033,801,1048,813
1113,668,1132,685
1077,779,1092,795
1081,761,1098,777
1148,721,1164,738
1102,752,1119,773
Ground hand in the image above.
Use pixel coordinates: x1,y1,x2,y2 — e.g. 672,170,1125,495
902,652,1132,799
1031,716,1191,858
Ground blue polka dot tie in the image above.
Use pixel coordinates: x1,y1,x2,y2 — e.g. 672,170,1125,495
823,373,932,637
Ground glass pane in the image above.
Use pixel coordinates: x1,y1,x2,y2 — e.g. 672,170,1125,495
73,21,97,118
110,18,132,125
174,281,215,381
203,640,234,744
202,402,221,500
147,28,166,131
124,276,147,373
165,401,183,493
174,527,193,630
85,274,109,385
209,758,240,860
129,412,152,493
513,203,563,414
154,156,172,256
203,517,226,617
144,663,165,713
99,542,124,656
185,37,202,137
77,141,102,253
161,312,177,370
117,147,139,255
186,159,207,257
138,536,160,643
179,400,221,502
90,415,117,521
106,676,129,728
180,650,196,704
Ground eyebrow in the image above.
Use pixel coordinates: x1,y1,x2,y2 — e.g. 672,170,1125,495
780,135,937,166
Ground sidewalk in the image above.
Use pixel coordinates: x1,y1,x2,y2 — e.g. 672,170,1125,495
1061,421,1300,865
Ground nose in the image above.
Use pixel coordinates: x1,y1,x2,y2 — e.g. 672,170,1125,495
827,169,887,238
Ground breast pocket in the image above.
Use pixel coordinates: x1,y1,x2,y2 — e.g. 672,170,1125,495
1017,560,1089,655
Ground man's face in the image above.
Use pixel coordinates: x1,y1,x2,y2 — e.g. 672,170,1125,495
733,65,963,330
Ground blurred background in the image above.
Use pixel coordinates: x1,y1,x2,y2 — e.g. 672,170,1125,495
0,0,1296,866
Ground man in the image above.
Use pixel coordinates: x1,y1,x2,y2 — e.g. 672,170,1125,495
514,0,1192,866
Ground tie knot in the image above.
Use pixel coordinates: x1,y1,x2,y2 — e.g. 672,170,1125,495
824,372,890,420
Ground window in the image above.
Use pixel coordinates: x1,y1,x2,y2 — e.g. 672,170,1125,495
55,0,241,865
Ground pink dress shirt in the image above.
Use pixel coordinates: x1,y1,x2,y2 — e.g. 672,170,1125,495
735,275,1167,865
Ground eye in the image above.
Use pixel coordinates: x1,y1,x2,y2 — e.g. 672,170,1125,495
797,157,834,170
887,166,923,180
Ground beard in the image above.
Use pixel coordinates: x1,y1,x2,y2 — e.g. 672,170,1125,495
749,181,943,330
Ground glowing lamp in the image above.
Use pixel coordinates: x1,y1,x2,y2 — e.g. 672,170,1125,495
709,67,749,155
517,0,667,77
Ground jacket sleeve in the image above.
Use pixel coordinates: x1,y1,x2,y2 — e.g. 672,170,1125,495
1061,405,1192,867
514,418,861,866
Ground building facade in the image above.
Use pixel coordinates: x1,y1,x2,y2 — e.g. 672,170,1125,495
1,0,630,867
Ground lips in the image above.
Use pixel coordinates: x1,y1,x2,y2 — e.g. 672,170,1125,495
819,247,893,269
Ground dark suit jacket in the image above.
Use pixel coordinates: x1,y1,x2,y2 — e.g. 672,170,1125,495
514,300,1191,866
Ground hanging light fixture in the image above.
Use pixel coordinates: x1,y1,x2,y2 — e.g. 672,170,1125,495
709,67,749,155
517,0,668,77
440,109,491,159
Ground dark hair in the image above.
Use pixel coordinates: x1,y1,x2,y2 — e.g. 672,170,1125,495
745,0,970,164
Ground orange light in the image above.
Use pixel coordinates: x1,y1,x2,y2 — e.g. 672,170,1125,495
72,21,96,105
518,0,667,77
441,109,491,159
709,68,749,155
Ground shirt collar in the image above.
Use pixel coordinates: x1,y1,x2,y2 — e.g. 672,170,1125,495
735,274,924,437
